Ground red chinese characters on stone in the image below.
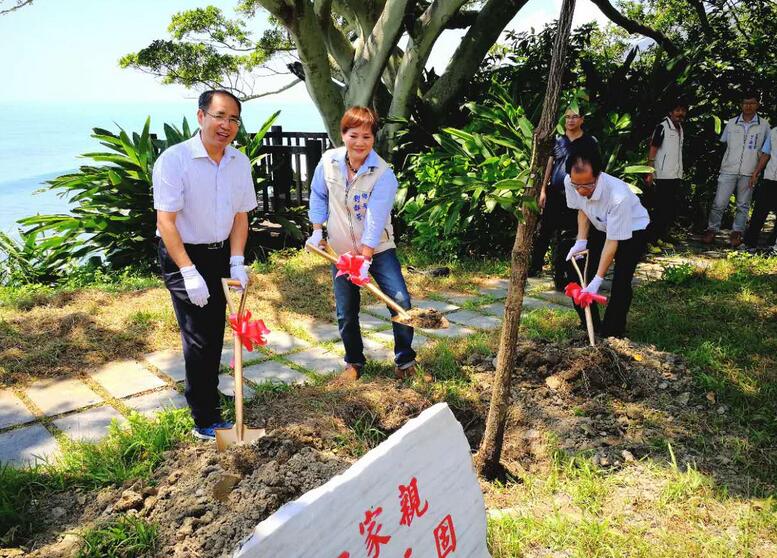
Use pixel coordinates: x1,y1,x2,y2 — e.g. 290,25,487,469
359,507,391,558
398,477,429,527
433,514,457,558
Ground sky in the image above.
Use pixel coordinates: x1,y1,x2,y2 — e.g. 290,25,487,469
0,0,610,104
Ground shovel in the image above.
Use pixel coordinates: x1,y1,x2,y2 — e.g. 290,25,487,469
570,250,596,347
215,277,266,452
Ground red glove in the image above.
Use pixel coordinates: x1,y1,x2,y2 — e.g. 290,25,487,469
335,252,371,286
564,282,607,308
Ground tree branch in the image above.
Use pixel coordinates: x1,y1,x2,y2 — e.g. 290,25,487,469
444,8,477,29
0,0,33,15
241,78,302,100
589,0,680,57
686,0,713,38
315,0,356,76
424,0,530,119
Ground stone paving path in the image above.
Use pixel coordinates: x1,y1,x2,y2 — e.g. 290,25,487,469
0,277,581,466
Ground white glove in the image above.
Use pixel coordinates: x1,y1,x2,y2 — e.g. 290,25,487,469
230,255,249,289
306,228,323,247
566,239,588,261
358,258,371,282
582,275,604,295
180,265,209,307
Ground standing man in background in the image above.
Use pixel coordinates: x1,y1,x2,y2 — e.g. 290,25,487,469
645,99,687,251
703,92,770,247
742,126,774,250
153,90,257,440
529,107,599,290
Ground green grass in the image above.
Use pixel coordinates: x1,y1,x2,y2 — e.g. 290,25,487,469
76,514,159,558
0,408,192,545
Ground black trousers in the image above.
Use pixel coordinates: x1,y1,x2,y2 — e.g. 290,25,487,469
158,240,229,428
744,179,777,247
647,178,680,243
530,188,577,286
565,228,647,338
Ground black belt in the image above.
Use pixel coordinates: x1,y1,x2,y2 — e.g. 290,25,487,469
183,240,228,250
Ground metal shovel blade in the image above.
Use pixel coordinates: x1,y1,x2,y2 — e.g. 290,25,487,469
215,424,266,452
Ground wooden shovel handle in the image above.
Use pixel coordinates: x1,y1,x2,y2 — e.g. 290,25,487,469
305,243,411,319
569,250,595,347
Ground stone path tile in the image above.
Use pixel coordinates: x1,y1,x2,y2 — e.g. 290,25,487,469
123,389,188,417
285,347,343,375
0,390,36,430
436,291,478,306
0,423,60,466
25,377,103,417
221,345,235,367
480,302,505,317
368,330,429,351
482,278,509,289
478,286,508,299
304,321,342,343
263,330,310,354
90,360,167,399
522,296,570,312
144,349,186,383
358,313,391,330
363,338,394,362
446,310,502,330
53,406,126,443
526,277,554,290
414,299,460,313
217,374,256,399
363,303,392,319
244,360,307,385
536,289,574,308
420,322,476,338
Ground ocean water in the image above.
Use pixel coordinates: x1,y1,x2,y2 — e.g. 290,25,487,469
0,100,326,235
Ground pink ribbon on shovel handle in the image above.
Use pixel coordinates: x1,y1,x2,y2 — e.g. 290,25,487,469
228,310,270,353
564,282,608,309
335,252,371,286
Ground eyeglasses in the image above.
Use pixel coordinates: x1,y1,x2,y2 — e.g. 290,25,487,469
204,111,242,127
571,181,596,190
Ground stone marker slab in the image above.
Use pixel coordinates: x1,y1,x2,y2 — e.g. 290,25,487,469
263,330,311,354
53,405,126,442
285,347,343,375
244,360,307,385
144,349,186,383
25,377,103,417
420,322,476,339
0,390,36,430
123,389,188,417
90,360,167,399
0,423,60,466
233,403,490,558
414,298,460,313
304,321,342,343
217,375,256,399
446,310,502,330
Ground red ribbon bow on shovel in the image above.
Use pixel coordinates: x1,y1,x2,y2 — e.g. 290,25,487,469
564,282,608,309
228,310,270,352
335,252,371,286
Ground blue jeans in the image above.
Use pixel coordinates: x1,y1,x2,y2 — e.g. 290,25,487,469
331,249,416,368
708,174,753,232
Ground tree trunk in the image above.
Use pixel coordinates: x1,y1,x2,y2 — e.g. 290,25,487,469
474,0,577,480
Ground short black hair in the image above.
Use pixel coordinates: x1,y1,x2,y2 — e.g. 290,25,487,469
669,97,689,111
566,142,603,176
741,90,760,102
198,89,242,114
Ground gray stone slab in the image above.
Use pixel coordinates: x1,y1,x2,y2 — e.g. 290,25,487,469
123,389,188,417
304,321,342,343
362,338,394,362
221,344,235,367
480,301,505,317
285,347,343,375
436,291,478,306
144,349,186,383
414,298,460,313
53,406,126,443
0,423,60,466
420,322,477,338
368,330,430,352
363,303,392,319
244,360,307,385
263,330,310,354
526,276,555,290
358,312,391,330
217,374,256,399
537,289,574,308
90,360,167,399
478,286,508,299
25,377,103,417
0,390,36,430
446,310,502,330
482,278,509,289
522,296,569,312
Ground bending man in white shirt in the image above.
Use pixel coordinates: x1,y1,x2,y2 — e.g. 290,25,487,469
564,146,651,338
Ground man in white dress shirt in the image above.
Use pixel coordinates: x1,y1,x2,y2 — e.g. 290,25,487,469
564,145,650,338
153,90,257,440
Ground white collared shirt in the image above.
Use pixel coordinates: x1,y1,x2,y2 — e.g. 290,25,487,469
565,172,650,241
153,133,257,244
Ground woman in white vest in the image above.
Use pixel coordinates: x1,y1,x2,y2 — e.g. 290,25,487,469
645,99,687,251
703,92,770,247
743,125,775,249
307,107,417,382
